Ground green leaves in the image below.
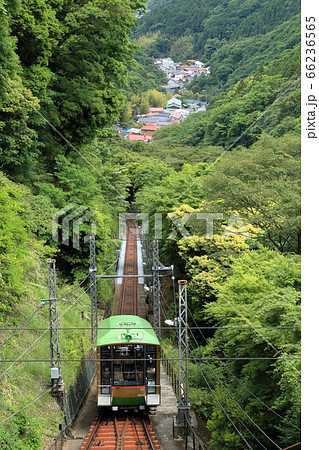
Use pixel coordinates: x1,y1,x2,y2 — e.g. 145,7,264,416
205,134,301,253
46,0,143,149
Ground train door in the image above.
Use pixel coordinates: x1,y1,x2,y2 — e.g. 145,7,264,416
100,346,112,394
146,345,157,393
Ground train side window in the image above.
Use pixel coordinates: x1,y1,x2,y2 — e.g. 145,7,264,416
100,346,112,393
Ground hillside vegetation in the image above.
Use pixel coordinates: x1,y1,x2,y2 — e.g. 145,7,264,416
0,0,145,446
136,0,300,94
0,0,301,448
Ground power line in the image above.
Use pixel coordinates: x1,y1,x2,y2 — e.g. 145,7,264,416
162,304,260,448
177,76,301,200
0,256,119,380
180,253,301,374
190,350,255,450
41,272,90,303
189,332,282,449
0,385,55,426
0,273,91,351
0,74,125,199
0,304,45,349
0,280,92,381
0,357,300,363
189,340,269,449
187,307,301,432
282,442,301,450
163,293,293,447
0,325,301,331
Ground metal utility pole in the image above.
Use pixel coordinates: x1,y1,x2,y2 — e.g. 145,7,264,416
177,280,190,424
152,240,174,339
47,259,62,387
152,240,161,338
90,235,98,341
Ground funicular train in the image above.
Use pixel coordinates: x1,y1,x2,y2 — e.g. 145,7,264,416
96,315,161,412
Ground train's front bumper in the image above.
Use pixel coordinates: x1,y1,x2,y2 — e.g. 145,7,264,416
98,385,161,407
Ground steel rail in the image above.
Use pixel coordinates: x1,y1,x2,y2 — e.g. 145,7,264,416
82,411,102,449
142,417,157,450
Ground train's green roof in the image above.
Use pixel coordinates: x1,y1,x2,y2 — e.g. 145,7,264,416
96,315,160,347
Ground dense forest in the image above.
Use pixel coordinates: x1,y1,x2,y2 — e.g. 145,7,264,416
0,0,300,448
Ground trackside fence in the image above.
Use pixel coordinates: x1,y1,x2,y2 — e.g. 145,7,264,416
48,350,96,449
161,350,208,450
64,350,96,427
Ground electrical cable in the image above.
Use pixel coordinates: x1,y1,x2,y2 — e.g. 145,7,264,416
0,257,117,380
187,338,269,449
0,356,300,363
0,281,91,380
0,325,301,331
180,253,301,374
188,329,282,449
161,318,255,449
0,304,45,349
281,442,301,450
187,306,301,432
0,385,55,426
189,350,254,450
177,76,301,200
41,272,90,303
0,273,91,350
0,73,125,199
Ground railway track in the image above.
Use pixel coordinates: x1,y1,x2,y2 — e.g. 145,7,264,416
80,412,160,449
79,221,162,449
120,220,139,316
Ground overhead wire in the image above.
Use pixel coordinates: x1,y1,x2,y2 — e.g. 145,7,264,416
0,257,118,381
0,73,125,199
0,385,56,426
0,304,45,349
0,279,92,380
0,325,301,331
188,328,282,449
0,356,300,363
41,272,91,303
180,253,301,374
162,292,267,450
187,338,270,449
161,302,255,449
187,306,301,432
0,273,91,351
188,348,255,450
176,76,301,200
165,275,299,446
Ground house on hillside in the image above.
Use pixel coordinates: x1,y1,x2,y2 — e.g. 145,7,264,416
162,80,181,94
170,70,186,81
141,123,158,134
138,111,173,126
166,98,182,110
149,107,165,114
127,133,145,141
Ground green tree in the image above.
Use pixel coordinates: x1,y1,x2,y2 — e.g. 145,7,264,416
203,248,300,448
0,174,32,318
0,83,41,182
46,0,146,155
204,134,301,253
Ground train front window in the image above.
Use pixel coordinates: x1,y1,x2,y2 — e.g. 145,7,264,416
112,344,144,386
